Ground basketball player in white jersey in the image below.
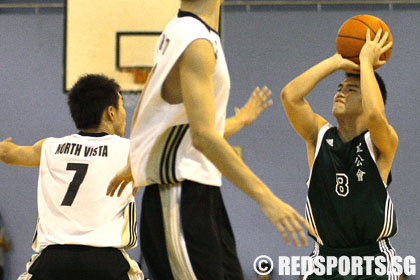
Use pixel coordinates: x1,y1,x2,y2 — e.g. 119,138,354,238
107,0,313,279
0,75,143,280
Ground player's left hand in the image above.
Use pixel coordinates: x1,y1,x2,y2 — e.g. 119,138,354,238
235,86,273,127
106,162,134,197
258,193,314,247
333,53,360,74
359,28,392,67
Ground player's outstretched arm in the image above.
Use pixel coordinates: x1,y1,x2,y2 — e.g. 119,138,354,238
179,39,313,247
224,86,273,139
359,29,397,177
0,138,44,167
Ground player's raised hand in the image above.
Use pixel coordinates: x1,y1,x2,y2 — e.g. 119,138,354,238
360,28,392,67
258,193,315,247
106,162,134,197
234,86,273,127
333,53,360,74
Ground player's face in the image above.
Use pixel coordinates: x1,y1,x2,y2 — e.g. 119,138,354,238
332,76,363,117
114,94,127,137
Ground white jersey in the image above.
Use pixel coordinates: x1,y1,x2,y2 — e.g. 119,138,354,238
33,132,137,252
130,10,230,187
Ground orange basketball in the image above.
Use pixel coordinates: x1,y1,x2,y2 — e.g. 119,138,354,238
336,15,392,68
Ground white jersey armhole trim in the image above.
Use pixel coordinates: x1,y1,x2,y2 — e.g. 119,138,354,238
143,36,215,116
306,123,333,187
364,132,388,188
364,132,376,163
158,37,215,105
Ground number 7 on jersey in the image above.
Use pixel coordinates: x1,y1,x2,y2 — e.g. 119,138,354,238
61,163,89,206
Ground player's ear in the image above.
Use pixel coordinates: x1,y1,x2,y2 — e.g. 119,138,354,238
105,105,115,121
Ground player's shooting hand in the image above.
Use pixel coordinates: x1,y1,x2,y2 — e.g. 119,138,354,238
235,86,273,127
106,162,134,197
258,193,315,247
360,28,392,68
333,53,360,74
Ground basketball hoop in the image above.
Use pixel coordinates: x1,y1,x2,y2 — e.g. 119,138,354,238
117,66,152,109
120,66,152,85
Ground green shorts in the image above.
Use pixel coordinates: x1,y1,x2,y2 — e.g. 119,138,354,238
303,239,399,280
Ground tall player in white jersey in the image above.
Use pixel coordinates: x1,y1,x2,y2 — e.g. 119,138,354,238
0,75,143,280
107,0,314,279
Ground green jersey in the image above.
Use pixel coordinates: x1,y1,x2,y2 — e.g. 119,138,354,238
305,124,398,248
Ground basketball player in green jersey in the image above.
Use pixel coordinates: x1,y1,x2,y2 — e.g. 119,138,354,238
281,29,398,279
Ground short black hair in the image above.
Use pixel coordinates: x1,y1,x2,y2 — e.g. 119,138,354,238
68,74,120,130
345,72,387,105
